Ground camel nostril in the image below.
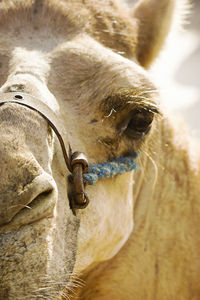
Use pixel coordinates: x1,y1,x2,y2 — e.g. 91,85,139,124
27,188,54,209
0,173,57,226
0,186,56,228
37,189,53,198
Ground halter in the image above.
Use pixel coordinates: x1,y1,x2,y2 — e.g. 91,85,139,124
0,92,137,214
83,153,137,185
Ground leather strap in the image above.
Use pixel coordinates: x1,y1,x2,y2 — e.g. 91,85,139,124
0,92,72,171
0,92,89,213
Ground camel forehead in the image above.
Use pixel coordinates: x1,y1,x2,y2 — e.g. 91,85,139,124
0,0,156,134
0,33,152,112
0,0,138,58
0,0,143,101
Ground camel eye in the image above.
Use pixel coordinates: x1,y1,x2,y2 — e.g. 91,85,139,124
124,109,154,139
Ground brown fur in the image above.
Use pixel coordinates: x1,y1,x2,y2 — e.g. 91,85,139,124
0,1,199,300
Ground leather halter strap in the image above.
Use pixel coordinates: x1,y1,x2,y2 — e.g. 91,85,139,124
0,92,72,170
0,92,89,213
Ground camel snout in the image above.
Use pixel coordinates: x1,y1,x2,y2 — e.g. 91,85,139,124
0,171,57,226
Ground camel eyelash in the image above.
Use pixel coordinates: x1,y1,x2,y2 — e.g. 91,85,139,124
100,88,160,116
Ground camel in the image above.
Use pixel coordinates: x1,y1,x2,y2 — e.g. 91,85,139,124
0,0,200,299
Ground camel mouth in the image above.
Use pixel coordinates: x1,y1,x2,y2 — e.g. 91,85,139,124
0,188,57,233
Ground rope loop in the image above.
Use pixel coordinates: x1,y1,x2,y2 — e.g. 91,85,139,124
83,152,138,185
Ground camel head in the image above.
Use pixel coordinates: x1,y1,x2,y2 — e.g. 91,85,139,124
0,0,181,299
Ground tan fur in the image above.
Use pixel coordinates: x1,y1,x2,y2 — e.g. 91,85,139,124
74,119,200,300
0,0,199,299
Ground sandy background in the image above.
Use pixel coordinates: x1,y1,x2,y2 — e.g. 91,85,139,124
128,0,200,138
151,0,200,138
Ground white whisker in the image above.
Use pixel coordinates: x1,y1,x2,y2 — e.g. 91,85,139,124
142,150,158,192
8,204,32,209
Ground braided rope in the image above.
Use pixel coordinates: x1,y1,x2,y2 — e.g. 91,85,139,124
83,152,138,185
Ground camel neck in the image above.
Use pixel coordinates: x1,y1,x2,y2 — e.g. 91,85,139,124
133,116,200,232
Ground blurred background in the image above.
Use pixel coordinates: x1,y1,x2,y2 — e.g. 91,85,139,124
128,0,200,138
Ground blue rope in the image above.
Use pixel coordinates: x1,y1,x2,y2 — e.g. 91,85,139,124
83,152,138,185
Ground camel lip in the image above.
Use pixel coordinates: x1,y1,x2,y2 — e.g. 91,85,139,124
0,191,56,233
